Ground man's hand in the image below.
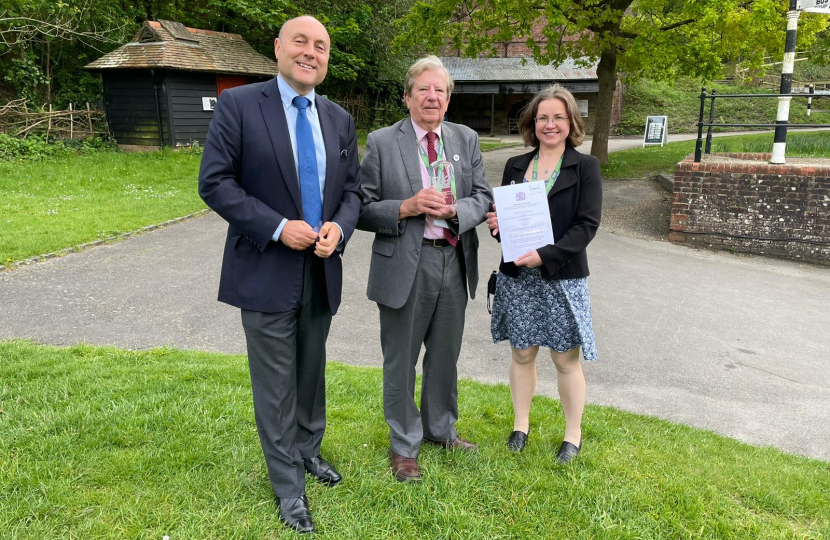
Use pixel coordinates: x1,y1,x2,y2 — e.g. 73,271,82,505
434,204,457,221
314,222,341,258
515,250,542,268
280,220,318,250
399,187,447,220
486,203,498,236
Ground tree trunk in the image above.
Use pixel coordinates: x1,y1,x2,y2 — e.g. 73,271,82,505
591,44,618,165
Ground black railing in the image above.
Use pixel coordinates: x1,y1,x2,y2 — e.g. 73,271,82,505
694,87,830,162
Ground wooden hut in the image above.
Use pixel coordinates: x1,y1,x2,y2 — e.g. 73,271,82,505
85,20,277,149
440,56,601,136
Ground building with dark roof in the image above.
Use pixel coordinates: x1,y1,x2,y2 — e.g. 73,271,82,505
441,56,604,135
85,20,277,148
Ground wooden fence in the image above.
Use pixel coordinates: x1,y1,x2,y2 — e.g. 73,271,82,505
0,99,109,139
333,96,368,128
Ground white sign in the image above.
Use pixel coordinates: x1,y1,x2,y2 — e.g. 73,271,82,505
202,97,217,111
493,181,555,263
577,100,589,118
643,116,668,147
798,0,830,13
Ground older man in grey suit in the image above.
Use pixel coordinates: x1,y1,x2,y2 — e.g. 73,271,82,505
357,56,492,482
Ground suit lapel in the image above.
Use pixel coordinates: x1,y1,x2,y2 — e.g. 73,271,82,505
317,98,340,218
510,151,534,184
397,119,425,196
441,123,454,165
548,145,579,197
259,79,303,215
439,124,467,196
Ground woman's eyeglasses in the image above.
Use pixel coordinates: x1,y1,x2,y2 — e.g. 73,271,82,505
534,115,569,126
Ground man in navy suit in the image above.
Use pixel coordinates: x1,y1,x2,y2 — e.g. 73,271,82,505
198,15,361,534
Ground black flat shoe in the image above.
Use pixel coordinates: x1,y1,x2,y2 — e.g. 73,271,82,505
303,455,342,486
556,439,582,464
279,495,315,534
507,430,528,453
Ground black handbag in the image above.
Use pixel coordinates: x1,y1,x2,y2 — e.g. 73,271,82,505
486,270,498,314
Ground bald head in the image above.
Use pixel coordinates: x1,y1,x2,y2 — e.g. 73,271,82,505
274,15,331,95
278,15,328,42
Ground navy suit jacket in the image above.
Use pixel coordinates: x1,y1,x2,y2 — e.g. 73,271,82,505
198,77,361,314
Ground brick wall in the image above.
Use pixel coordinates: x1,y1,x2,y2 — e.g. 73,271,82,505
671,153,830,265
439,18,579,59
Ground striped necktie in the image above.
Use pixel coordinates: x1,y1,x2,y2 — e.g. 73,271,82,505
426,131,458,247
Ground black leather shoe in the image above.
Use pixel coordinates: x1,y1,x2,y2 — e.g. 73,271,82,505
279,495,315,534
303,455,342,486
556,439,582,464
507,430,528,453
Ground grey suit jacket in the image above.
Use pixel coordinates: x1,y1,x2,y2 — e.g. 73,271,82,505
357,118,492,309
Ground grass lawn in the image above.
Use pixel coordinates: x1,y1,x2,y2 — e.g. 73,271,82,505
0,150,206,264
617,77,830,136
480,141,523,152
602,131,830,180
1,341,828,539
1,139,524,266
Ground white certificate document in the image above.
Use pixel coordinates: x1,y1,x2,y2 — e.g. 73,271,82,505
493,182,554,263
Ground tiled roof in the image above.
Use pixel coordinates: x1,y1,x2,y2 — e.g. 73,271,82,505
441,56,597,82
85,20,277,77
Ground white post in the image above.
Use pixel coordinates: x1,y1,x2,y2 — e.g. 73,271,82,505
771,5,800,164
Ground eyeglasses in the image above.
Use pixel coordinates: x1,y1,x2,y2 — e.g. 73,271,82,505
534,115,569,125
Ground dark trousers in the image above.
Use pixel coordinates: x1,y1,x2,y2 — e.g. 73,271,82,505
241,252,331,498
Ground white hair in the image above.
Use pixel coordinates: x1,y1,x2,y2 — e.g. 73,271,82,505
404,55,454,97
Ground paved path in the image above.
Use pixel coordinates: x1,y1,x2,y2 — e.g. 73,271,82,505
2,144,829,462
509,129,818,154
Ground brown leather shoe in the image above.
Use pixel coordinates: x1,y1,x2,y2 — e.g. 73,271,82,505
390,450,421,482
423,436,478,452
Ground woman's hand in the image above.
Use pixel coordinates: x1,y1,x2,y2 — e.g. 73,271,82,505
486,204,499,236
515,250,542,268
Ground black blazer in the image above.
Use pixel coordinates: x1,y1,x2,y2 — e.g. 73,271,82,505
496,144,602,280
198,78,362,314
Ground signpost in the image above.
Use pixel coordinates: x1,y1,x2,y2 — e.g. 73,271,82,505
772,1,830,163
798,0,830,13
643,116,668,147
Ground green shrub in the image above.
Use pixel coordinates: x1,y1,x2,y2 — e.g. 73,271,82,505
0,134,116,162
617,77,830,135
185,139,204,155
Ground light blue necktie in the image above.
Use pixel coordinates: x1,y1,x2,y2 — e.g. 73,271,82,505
292,96,322,229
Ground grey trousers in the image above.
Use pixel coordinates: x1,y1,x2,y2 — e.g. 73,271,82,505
379,243,468,458
241,252,331,498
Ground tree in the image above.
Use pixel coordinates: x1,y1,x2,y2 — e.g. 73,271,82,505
396,0,828,163
2,0,418,124
1,0,135,105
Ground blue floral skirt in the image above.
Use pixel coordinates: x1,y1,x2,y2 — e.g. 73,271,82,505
491,268,598,361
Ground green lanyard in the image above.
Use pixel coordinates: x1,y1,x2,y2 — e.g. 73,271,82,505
418,136,457,201
531,152,563,195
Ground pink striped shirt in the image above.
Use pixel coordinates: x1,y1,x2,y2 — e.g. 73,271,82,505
411,119,446,240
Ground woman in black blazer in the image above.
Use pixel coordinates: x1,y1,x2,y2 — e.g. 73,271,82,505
486,85,602,463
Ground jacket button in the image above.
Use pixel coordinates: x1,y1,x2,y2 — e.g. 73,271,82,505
414,249,419,255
